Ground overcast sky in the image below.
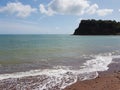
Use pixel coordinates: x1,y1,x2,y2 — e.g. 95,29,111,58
0,0,119,34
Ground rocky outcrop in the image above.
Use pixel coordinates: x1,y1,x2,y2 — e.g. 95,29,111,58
73,19,120,35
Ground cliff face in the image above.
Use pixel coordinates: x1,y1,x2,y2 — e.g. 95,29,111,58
73,19,120,35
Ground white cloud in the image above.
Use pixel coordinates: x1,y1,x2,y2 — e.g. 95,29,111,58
39,0,90,16
39,4,55,16
97,9,113,16
86,4,98,14
0,2,37,18
39,0,113,16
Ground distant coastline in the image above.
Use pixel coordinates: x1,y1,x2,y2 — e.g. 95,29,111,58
73,19,120,35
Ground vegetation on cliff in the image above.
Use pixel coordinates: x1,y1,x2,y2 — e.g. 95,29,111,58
73,19,120,35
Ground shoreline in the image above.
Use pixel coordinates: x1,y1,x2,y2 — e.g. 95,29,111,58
0,58,120,90
64,60,120,90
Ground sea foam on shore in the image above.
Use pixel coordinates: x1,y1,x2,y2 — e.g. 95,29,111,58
0,53,119,90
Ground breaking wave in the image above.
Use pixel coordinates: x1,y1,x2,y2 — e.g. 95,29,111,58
0,53,119,90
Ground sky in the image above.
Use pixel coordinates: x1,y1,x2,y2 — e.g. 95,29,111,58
0,0,120,34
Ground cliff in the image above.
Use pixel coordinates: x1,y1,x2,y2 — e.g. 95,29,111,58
73,19,120,35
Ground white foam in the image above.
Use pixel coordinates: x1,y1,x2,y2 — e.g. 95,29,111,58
0,69,97,90
0,54,120,90
82,55,112,72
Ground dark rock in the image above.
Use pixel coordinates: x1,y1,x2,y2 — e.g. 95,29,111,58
73,19,120,35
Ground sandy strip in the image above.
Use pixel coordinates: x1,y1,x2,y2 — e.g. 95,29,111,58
64,60,120,90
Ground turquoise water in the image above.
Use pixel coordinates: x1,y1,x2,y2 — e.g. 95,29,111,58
0,35,120,73
0,35,120,89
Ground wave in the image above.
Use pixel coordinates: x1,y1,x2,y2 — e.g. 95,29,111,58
0,53,119,90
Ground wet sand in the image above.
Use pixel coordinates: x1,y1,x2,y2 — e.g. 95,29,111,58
64,60,120,90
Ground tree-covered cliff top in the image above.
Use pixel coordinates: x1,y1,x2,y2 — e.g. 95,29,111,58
73,19,120,35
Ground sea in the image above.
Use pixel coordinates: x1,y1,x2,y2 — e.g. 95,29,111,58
0,34,120,90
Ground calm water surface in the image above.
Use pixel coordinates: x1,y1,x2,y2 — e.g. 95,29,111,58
0,35,120,73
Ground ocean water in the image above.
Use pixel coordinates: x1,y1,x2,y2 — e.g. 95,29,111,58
0,35,120,90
